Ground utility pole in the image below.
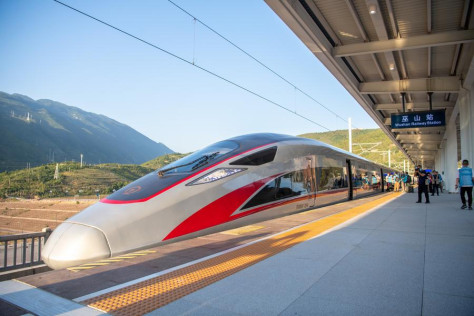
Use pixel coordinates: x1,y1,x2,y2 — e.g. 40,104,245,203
54,163,59,180
80,154,83,168
348,117,352,153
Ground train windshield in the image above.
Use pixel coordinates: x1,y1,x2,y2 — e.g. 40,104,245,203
159,140,239,175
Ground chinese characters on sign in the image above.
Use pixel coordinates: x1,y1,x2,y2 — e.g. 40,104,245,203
391,110,445,129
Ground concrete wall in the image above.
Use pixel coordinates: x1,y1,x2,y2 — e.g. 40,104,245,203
434,56,474,193
437,81,474,193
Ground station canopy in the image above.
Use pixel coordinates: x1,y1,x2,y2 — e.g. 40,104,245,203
266,0,474,167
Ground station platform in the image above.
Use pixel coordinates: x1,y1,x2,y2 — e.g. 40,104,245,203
1,191,473,315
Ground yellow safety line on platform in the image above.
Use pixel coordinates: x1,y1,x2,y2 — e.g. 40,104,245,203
83,193,401,315
220,225,265,235
67,250,156,272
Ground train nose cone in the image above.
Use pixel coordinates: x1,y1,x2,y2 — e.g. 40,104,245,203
42,223,111,269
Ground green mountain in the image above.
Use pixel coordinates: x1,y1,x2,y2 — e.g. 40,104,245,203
299,129,406,169
0,154,187,199
0,91,173,172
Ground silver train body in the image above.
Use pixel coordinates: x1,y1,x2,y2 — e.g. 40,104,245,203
42,134,395,269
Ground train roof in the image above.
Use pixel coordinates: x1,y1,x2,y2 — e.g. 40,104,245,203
227,133,300,145
228,133,398,173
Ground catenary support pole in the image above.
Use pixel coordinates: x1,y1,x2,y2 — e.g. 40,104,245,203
348,117,352,153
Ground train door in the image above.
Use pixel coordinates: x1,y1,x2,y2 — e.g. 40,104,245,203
381,168,385,192
288,156,316,209
347,159,353,200
305,156,317,207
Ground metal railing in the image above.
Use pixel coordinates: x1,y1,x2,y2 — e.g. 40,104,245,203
0,228,52,272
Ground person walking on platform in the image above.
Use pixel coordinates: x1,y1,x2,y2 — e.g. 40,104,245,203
431,170,440,196
416,169,430,204
456,159,474,210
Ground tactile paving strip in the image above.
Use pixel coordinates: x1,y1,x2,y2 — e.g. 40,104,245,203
84,193,401,315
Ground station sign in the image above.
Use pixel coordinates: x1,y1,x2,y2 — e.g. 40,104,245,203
391,110,445,129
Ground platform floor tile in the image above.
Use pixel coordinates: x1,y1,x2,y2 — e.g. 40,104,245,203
422,291,474,316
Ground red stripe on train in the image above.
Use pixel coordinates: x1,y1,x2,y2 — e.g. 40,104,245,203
163,174,281,240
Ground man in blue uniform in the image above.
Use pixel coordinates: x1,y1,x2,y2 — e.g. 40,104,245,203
456,159,474,210
416,169,430,204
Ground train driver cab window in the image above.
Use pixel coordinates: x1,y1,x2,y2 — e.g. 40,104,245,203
230,146,277,166
159,140,239,175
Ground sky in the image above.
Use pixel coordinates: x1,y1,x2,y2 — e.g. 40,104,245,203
0,0,378,153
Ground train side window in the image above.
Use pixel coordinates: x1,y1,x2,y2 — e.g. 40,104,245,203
276,174,293,199
242,169,315,209
317,167,347,190
354,167,377,193
243,178,278,209
230,146,277,166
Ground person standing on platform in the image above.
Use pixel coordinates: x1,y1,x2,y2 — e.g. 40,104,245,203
431,170,440,196
416,169,430,204
394,174,400,192
427,172,434,194
402,172,408,192
414,165,422,185
456,159,473,210
438,172,444,193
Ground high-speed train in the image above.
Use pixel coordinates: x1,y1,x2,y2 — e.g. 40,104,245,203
42,133,396,269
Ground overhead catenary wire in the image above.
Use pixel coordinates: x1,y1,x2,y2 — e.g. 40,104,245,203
167,0,355,127
53,0,330,131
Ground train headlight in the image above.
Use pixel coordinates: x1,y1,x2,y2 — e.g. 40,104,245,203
189,168,246,185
